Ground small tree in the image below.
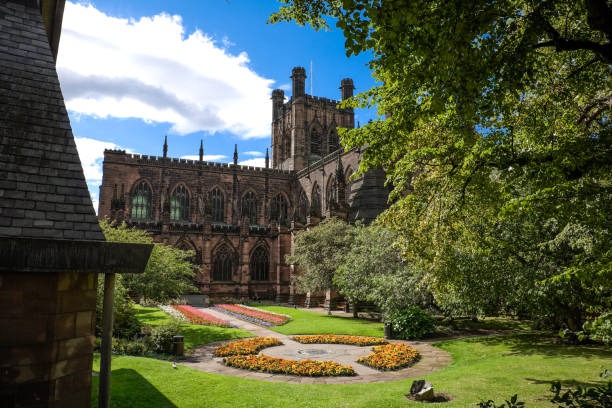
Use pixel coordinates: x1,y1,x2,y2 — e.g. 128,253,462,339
286,218,355,314
100,220,197,303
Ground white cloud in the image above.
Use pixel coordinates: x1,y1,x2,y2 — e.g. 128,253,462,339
181,154,228,162
243,151,264,157
279,83,291,91
238,158,266,167
57,2,274,138
74,137,128,214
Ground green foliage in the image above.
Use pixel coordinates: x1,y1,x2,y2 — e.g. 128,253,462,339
95,274,141,339
477,394,525,408
287,218,356,295
333,224,428,315
150,320,182,354
100,219,197,302
550,372,612,407
387,306,436,340
110,337,150,356
582,312,612,345
270,0,612,329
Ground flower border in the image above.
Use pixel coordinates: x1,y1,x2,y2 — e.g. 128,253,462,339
171,305,233,327
357,343,421,371
223,354,356,377
214,337,283,357
212,304,291,326
292,334,388,346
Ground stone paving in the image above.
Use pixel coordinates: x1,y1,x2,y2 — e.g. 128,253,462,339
180,307,452,384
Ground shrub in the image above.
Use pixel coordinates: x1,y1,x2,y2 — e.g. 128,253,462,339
581,312,612,345
477,394,524,408
387,306,436,340
150,321,181,354
95,275,141,340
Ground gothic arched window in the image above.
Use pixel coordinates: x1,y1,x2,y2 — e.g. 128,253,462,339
298,190,309,222
211,187,224,222
271,194,288,223
326,176,336,209
242,191,257,225
311,185,322,217
170,185,190,221
345,170,353,204
310,127,321,156
250,247,269,281
328,130,339,153
131,181,151,220
212,246,233,281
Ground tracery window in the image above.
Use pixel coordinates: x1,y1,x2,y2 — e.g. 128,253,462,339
250,247,269,281
310,127,321,156
170,185,190,221
131,181,152,220
326,176,336,209
328,130,339,153
212,246,233,281
298,190,309,221
211,187,224,222
242,191,257,225
312,185,322,217
345,170,353,204
271,194,288,223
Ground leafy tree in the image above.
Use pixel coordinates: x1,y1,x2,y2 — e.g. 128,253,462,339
286,217,356,314
271,1,612,328
100,220,197,303
334,224,428,316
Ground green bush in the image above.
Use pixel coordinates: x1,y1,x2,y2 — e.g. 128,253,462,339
387,306,436,340
582,312,612,345
95,275,142,340
110,338,149,355
151,321,181,354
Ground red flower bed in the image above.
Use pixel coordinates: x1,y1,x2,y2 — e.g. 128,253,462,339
357,343,420,371
214,337,283,357
292,335,388,346
216,304,291,326
172,305,231,327
223,354,356,376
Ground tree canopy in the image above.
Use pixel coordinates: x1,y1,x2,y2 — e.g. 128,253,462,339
100,220,197,302
271,0,611,328
286,217,355,312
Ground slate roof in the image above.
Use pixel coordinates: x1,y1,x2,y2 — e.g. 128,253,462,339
0,0,105,241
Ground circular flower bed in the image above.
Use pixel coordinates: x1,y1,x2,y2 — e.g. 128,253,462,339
223,354,356,377
214,337,283,357
292,334,388,346
357,343,420,371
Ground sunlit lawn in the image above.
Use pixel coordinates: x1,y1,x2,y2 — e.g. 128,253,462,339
92,332,612,407
134,306,253,350
251,304,385,337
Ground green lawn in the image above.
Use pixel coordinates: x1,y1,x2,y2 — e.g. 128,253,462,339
250,305,385,337
92,332,612,407
135,306,253,350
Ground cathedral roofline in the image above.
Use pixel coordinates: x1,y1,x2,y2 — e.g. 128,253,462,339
103,149,295,177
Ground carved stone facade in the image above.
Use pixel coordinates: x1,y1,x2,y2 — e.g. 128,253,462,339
98,67,389,302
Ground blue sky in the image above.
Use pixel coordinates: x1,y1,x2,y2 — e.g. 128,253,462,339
57,0,378,210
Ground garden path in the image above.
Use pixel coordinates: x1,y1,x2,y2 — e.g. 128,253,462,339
180,307,452,384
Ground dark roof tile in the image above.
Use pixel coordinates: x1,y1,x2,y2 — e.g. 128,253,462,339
0,1,104,241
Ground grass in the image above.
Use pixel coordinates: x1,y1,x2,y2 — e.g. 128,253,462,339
248,304,384,337
134,306,253,350
91,332,612,407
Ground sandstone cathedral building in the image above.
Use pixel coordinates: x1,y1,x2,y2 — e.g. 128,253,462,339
98,67,389,303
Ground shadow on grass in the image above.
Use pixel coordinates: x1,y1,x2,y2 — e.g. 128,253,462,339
525,377,608,389
91,368,177,408
459,332,612,359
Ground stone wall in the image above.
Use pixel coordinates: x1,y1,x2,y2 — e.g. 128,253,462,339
0,272,97,407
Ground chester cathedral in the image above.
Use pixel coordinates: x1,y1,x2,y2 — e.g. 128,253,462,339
98,67,389,303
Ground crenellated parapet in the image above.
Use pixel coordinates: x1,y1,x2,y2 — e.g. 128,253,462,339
103,149,294,177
